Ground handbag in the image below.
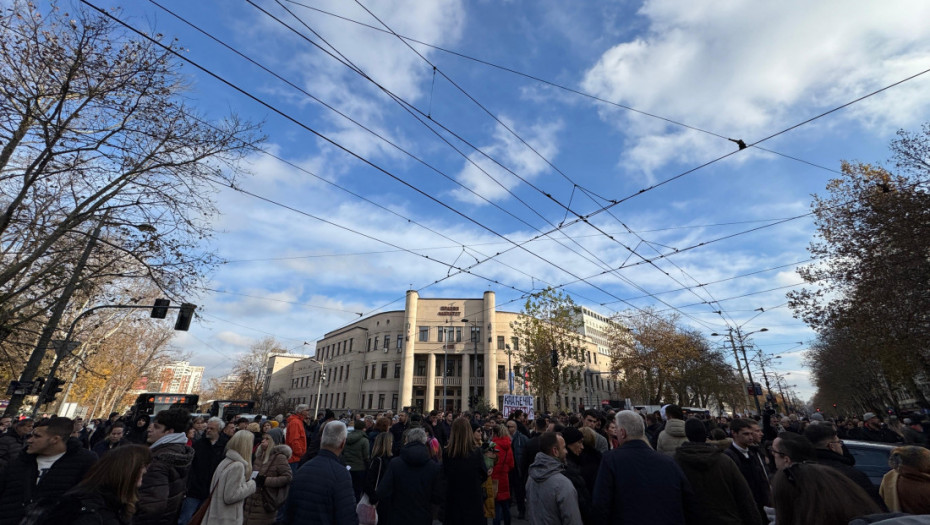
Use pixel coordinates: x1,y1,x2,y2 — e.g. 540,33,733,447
187,492,213,525
356,457,382,525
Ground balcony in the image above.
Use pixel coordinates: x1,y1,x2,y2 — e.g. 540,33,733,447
412,377,427,386
436,377,461,386
470,377,484,387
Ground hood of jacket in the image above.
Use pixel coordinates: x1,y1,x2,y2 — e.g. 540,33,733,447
675,441,720,471
707,437,732,452
664,418,687,438
272,444,292,458
399,441,431,467
152,441,195,469
347,428,367,446
529,451,566,482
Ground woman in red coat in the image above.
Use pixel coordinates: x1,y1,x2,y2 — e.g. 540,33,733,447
490,424,514,525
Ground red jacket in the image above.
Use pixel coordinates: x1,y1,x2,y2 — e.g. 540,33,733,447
491,435,514,501
285,414,306,463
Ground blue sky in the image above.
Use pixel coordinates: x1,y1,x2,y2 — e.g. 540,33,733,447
87,0,930,403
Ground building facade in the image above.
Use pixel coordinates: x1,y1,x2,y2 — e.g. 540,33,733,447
271,290,622,414
139,360,205,394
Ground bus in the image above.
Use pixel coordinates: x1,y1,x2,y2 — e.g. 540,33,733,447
208,400,256,422
131,392,199,417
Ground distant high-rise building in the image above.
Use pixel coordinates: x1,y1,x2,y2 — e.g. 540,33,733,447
145,360,205,394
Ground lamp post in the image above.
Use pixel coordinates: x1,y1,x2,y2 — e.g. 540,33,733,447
506,344,513,395
751,351,780,411
461,317,478,404
307,356,326,420
713,327,767,415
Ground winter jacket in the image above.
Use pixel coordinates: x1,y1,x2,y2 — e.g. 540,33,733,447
0,428,27,466
525,452,582,525
187,434,230,500
376,442,443,525
850,425,904,444
389,422,407,456
202,450,256,525
880,466,930,514
244,445,292,525
284,415,306,463
674,442,762,525
0,437,97,525
491,435,514,501
814,448,886,510
509,430,529,476
342,429,370,472
285,449,357,525
723,443,770,523
135,441,195,525
566,447,601,498
364,455,393,525
442,448,487,525
657,419,688,456
591,439,699,525
91,438,129,459
40,489,130,525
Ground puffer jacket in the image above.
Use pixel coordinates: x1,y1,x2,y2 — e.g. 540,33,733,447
657,419,688,456
284,414,306,463
491,435,514,501
342,429,369,472
135,441,195,525
244,445,292,525
202,450,256,525
525,452,582,525
285,449,357,525
0,437,97,525
376,442,443,525
674,442,762,525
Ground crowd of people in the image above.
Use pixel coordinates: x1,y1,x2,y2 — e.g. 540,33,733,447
0,405,928,525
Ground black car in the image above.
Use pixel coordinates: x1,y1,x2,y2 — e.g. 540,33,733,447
843,439,899,486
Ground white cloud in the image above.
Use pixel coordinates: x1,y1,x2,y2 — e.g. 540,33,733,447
580,0,930,179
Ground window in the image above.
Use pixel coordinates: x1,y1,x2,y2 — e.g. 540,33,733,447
436,355,443,375
418,326,430,341
394,364,401,378
373,337,379,351
396,335,403,352
391,394,398,410
511,337,519,351
446,357,455,377
371,364,376,379
476,355,484,376
456,327,462,342
497,336,505,350
470,326,480,342
498,365,505,380
381,363,388,379
383,335,389,351
415,356,427,376
438,328,444,342
364,367,369,380
345,364,350,380
349,338,353,352
378,394,385,409
339,366,344,381
368,394,374,410
367,338,372,352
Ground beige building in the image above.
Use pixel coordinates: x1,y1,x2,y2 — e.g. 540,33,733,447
144,360,204,394
270,290,622,414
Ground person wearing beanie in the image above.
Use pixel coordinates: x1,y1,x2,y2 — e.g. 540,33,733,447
563,427,601,500
657,405,688,456
674,418,762,525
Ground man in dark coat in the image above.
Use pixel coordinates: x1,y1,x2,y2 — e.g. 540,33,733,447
591,411,699,525
136,408,195,525
723,418,771,522
376,428,443,525
0,417,97,525
91,421,128,458
177,417,228,525
805,423,886,510
389,412,408,457
0,417,33,469
286,421,357,525
675,418,762,525
849,412,904,443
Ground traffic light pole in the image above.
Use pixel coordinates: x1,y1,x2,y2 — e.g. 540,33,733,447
30,302,194,417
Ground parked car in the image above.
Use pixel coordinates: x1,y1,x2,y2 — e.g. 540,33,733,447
843,439,899,485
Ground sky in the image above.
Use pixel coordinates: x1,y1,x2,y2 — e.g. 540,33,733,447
82,0,930,404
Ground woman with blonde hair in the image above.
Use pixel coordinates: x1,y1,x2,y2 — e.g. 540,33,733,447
244,429,292,525
879,445,930,514
203,430,257,525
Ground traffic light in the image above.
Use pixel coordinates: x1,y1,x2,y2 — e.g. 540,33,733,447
832,403,837,409
174,303,196,331
151,298,170,319
816,407,821,412
31,377,45,395
45,377,64,404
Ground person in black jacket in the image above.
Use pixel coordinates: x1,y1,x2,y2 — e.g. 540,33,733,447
849,413,904,444
442,418,487,525
285,421,356,525
722,418,770,523
376,428,443,525
0,417,97,525
92,422,128,458
804,423,886,510
135,408,194,525
177,417,228,525
0,417,33,469
40,445,152,525
364,433,394,525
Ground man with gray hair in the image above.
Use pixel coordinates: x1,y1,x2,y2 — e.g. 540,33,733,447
377,427,443,523
285,421,357,525
591,411,699,524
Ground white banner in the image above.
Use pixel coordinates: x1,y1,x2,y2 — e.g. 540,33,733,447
502,394,535,420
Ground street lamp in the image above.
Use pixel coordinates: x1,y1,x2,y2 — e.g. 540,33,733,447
505,344,513,395
307,355,326,420
461,317,478,404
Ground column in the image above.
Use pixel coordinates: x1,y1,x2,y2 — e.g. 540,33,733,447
460,350,470,409
426,352,436,411
399,290,418,409
484,291,498,405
